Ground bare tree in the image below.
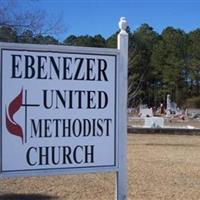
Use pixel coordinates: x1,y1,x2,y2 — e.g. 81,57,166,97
0,0,66,35
128,70,146,107
128,74,143,101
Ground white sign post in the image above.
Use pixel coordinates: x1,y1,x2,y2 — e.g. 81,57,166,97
0,17,128,200
117,17,128,200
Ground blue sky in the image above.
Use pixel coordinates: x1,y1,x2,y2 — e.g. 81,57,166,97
26,0,200,41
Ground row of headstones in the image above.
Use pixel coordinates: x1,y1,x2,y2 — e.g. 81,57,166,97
130,95,185,128
138,94,184,118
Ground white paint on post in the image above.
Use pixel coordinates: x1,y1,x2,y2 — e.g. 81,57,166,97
116,17,128,200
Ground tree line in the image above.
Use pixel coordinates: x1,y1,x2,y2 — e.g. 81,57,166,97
1,24,200,108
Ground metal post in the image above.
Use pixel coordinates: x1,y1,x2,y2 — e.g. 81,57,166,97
116,17,128,200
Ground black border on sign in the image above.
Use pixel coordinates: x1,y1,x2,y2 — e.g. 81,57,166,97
0,48,118,174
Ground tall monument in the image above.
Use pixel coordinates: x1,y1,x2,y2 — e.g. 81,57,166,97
166,94,171,116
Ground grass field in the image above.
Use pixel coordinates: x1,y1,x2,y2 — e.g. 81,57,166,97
1,133,200,200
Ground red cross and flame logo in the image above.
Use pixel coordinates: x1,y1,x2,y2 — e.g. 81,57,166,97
5,89,24,143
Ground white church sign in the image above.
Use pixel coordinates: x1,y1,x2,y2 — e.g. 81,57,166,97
1,45,118,174
0,17,128,200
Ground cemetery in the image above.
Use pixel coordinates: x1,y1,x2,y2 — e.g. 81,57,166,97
128,94,200,130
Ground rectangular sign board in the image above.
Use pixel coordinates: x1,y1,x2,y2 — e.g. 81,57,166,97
0,43,119,177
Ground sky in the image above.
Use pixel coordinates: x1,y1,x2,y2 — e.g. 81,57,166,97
23,0,200,41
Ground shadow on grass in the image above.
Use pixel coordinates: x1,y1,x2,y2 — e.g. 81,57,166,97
0,194,58,200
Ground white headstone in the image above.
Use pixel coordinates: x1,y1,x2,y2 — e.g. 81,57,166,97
140,108,153,118
144,117,164,128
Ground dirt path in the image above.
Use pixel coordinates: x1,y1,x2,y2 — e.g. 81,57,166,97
1,134,200,200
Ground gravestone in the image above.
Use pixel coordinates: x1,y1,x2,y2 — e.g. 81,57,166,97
144,117,164,128
140,108,153,118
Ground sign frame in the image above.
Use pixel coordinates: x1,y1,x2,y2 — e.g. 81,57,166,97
0,42,120,178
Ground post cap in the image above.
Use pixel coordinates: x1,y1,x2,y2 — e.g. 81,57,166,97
119,17,127,32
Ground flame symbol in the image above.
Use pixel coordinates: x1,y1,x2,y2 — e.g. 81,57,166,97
6,89,24,143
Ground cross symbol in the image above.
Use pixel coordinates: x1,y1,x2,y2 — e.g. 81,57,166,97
21,90,40,143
